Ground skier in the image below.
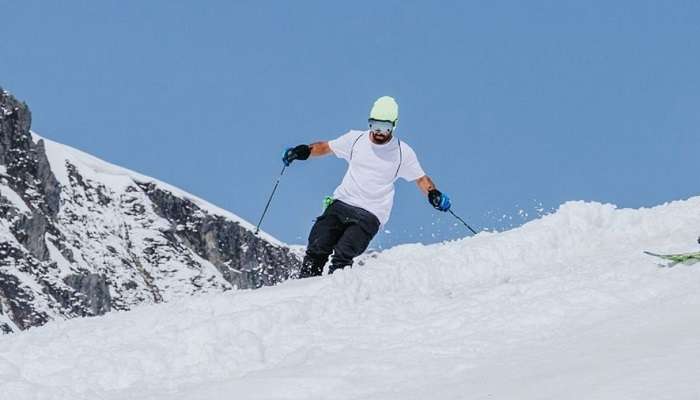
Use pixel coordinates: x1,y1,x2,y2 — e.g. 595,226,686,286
282,96,452,278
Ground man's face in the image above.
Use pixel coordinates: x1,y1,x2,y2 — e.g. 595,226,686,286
368,119,394,144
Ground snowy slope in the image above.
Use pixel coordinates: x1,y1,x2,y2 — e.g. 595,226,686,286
2,197,700,399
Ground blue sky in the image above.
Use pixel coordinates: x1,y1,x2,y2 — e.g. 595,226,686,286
2,1,699,247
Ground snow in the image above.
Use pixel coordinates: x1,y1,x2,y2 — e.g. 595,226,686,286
2,197,700,399
0,181,31,214
33,132,283,246
45,239,74,276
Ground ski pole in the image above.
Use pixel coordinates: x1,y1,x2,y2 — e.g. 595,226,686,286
255,165,286,235
448,209,478,235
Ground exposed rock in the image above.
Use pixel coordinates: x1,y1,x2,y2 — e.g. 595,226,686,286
63,273,112,316
0,267,50,330
0,89,60,217
11,212,50,260
140,182,298,288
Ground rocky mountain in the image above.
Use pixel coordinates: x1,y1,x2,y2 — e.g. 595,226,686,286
0,88,300,334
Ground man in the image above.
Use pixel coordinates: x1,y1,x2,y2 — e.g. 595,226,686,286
282,96,451,278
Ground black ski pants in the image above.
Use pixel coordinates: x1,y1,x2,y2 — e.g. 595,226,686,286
299,200,380,278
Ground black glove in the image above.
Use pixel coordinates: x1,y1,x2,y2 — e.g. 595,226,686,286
428,189,451,212
282,144,311,166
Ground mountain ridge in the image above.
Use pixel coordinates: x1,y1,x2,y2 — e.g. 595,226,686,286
0,88,300,333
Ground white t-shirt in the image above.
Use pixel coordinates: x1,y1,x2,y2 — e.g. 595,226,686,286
328,130,426,225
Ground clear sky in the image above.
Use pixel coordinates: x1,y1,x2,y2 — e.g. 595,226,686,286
2,1,699,247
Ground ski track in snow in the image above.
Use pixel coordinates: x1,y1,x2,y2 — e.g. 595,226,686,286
2,198,700,399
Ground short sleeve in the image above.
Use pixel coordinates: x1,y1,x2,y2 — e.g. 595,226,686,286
329,131,362,161
398,145,426,181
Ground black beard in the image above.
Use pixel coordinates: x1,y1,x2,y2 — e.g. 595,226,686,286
371,132,393,144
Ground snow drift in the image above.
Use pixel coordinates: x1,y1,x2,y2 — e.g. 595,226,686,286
2,196,700,399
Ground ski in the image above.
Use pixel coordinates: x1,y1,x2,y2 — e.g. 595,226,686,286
643,250,700,267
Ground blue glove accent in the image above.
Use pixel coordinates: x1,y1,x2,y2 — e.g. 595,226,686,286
438,193,451,212
428,189,451,212
282,147,294,166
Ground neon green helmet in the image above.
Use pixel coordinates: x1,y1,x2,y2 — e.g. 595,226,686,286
369,96,399,124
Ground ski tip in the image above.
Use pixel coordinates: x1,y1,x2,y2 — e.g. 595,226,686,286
643,251,668,259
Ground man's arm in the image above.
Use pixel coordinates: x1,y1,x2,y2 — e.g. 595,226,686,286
282,141,331,166
416,175,436,195
309,141,331,157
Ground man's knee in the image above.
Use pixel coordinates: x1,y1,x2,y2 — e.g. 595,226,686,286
307,213,343,254
330,223,378,273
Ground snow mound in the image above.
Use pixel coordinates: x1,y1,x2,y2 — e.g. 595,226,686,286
2,197,700,399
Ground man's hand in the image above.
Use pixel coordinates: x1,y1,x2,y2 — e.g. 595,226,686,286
416,176,451,211
282,144,311,166
428,189,451,212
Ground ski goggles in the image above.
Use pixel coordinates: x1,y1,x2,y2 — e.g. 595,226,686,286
368,119,395,134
